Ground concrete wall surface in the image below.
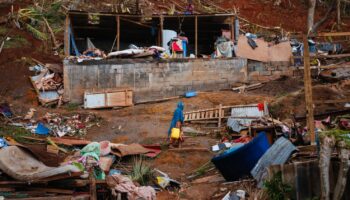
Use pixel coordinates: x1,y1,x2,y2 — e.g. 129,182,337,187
63,58,248,103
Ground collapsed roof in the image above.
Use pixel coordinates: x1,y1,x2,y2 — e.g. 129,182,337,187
67,0,230,15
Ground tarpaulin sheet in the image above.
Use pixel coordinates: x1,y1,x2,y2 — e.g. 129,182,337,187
212,132,270,181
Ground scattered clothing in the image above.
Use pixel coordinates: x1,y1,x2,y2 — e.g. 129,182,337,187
81,142,101,161
107,174,156,200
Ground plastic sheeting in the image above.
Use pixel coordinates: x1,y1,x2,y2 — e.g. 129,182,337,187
212,132,270,181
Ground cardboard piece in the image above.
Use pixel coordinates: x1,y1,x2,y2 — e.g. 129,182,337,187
236,35,292,62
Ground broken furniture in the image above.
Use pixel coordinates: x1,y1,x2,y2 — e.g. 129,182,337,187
84,88,133,109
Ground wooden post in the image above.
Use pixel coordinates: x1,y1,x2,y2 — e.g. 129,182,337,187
63,15,71,56
337,0,341,30
195,16,198,56
218,104,222,128
117,15,120,51
89,169,97,200
303,35,315,144
160,15,164,48
231,16,234,42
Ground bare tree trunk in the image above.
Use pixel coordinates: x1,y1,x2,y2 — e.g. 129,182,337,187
312,1,336,33
307,0,316,34
333,141,350,200
319,135,336,200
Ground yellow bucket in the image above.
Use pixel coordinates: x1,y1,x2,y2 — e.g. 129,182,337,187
171,128,180,139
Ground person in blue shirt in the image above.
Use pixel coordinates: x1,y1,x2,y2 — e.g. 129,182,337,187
168,101,185,137
168,101,185,147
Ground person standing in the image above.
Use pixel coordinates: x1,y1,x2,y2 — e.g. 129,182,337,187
168,102,185,146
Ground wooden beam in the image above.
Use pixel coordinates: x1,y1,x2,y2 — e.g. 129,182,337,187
195,16,198,56
64,15,70,57
315,32,350,37
231,16,234,41
293,53,350,59
218,104,222,128
314,98,350,104
160,16,164,49
303,35,315,144
68,11,234,18
116,15,120,51
120,17,153,28
337,0,341,30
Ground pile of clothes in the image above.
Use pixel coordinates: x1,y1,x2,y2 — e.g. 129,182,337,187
108,44,165,59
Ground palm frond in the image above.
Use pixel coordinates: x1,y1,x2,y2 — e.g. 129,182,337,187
25,23,47,40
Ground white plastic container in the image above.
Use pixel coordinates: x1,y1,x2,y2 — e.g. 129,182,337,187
162,30,177,54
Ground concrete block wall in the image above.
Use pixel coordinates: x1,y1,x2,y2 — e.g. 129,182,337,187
64,58,248,103
247,60,298,82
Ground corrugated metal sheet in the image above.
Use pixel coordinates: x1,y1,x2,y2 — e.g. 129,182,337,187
231,105,265,118
251,137,296,187
268,160,350,200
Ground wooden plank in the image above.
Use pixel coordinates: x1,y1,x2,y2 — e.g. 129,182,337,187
293,53,350,59
195,16,198,56
6,196,73,200
316,32,350,37
106,90,133,107
29,188,74,194
39,172,82,182
314,98,350,104
117,15,120,51
303,35,315,144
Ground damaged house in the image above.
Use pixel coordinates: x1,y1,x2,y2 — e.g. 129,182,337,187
63,0,294,106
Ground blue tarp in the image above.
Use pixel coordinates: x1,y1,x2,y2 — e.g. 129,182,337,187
212,132,270,181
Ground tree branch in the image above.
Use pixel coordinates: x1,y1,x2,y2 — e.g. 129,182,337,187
310,0,336,33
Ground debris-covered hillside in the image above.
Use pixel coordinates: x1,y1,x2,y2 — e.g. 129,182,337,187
0,0,350,199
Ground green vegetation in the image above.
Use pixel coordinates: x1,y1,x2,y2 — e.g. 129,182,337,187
129,156,154,186
263,172,292,200
320,129,350,147
13,0,65,42
0,125,36,144
64,103,81,111
2,35,29,49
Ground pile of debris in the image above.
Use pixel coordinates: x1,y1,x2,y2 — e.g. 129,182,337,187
29,63,64,106
0,107,183,199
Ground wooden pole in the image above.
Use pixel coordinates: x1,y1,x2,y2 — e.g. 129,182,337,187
64,15,70,57
117,15,120,51
231,16,234,41
195,16,198,56
160,15,164,48
89,169,97,200
218,104,222,128
303,35,315,144
337,0,341,30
